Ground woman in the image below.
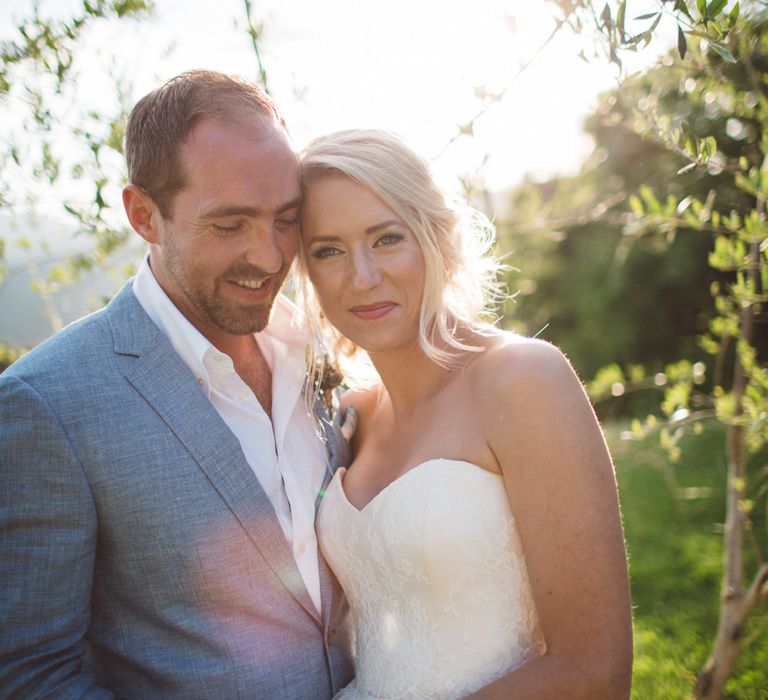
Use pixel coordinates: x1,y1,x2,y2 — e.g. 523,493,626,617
297,129,632,699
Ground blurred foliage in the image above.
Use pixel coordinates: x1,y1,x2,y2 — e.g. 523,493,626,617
607,421,768,699
501,3,767,696
242,0,270,94
0,0,153,95
0,340,27,372
0,0,152,297
501,7,765,377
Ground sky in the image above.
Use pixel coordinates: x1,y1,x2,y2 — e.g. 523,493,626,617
0,0,662,199
0,0,672,344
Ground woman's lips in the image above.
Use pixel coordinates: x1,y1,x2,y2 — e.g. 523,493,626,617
349,302,397,320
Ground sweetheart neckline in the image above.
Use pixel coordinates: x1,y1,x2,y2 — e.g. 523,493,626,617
333,458,502,514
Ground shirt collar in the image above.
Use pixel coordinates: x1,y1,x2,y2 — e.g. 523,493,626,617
131,255,311,386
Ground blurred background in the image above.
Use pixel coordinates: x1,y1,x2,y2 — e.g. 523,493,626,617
0,1,766,697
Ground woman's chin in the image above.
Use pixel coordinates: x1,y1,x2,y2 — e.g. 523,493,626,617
330,316,420,356
348,336,419,357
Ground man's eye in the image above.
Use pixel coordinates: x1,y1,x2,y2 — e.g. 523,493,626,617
276,218,298,230
312,246,343,259
211,223,244,235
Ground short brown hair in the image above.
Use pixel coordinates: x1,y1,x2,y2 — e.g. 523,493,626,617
124,70,286,218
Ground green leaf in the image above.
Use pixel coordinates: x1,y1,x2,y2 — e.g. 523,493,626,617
707,0,728,18
708,20,726,40
647,12,662,34
635,12,660,20
738,499,754,515
601,3,613,30
626,30,652,47
675,0,693,19
681,121,700,156
728,2,740,28
710,41,737,63
678,25,687,59
617,0,627,36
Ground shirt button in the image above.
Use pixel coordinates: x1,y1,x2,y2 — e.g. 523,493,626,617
197,378,205,386
297,543,306,554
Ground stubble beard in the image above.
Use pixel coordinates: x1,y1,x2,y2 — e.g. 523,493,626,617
163,247,288,337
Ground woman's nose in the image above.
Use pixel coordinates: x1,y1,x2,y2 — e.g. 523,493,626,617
349,250,383,290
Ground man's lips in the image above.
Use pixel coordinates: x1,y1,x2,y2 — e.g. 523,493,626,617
227,277,273,299
234,279,267,290
349,302,397,320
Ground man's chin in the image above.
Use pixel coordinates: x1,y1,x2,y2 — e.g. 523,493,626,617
211,306,274,336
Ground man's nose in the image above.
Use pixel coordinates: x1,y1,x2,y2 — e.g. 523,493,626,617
243,223,285,274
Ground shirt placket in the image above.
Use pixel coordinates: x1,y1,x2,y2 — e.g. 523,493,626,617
206,351,293,541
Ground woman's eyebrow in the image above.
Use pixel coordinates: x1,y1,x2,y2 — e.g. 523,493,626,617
366,219,401,234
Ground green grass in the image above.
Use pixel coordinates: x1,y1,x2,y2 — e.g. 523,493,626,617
607,422,768,699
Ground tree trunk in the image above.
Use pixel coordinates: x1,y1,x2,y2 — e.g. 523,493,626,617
694,562,768,698
693,234,763,699
693,421,745,699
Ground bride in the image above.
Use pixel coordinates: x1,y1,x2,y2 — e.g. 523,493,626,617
297,129,632,699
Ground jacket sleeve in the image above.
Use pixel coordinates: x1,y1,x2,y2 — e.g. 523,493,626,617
0,373,113,699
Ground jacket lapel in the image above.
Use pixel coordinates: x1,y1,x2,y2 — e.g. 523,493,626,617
106,284,321,624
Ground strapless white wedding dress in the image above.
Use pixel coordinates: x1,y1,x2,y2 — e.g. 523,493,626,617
317,458,544,700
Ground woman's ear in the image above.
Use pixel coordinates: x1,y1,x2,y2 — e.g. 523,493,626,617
122,184,161,244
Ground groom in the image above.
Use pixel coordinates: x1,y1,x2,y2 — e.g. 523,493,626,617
0,71,353,697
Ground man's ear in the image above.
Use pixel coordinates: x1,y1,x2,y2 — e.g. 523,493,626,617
123,184,161,244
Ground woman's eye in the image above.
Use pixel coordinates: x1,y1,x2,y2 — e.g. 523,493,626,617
374,232,404,247
312,246,343,259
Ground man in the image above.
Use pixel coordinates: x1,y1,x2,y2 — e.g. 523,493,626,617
0,71,353,698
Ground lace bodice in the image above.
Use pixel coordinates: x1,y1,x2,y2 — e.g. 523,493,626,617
317,458,544,700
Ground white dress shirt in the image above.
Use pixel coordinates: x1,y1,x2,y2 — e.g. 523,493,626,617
133,257,327,613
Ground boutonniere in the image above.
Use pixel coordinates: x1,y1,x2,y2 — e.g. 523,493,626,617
306,348,343,420
305,348,358,443
318,358,343,418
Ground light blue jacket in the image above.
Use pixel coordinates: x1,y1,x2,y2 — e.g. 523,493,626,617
0,283,353,698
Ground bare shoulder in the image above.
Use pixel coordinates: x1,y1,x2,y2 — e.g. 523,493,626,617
340,384,379,418
339,383,381,451
467,331,610,482
468,332,581,406
465,332,600,461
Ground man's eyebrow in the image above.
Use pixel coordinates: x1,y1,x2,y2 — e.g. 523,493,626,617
277,197,303,214
201,197,302,220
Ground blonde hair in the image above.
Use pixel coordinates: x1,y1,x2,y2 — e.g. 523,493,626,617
297,128,506,385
